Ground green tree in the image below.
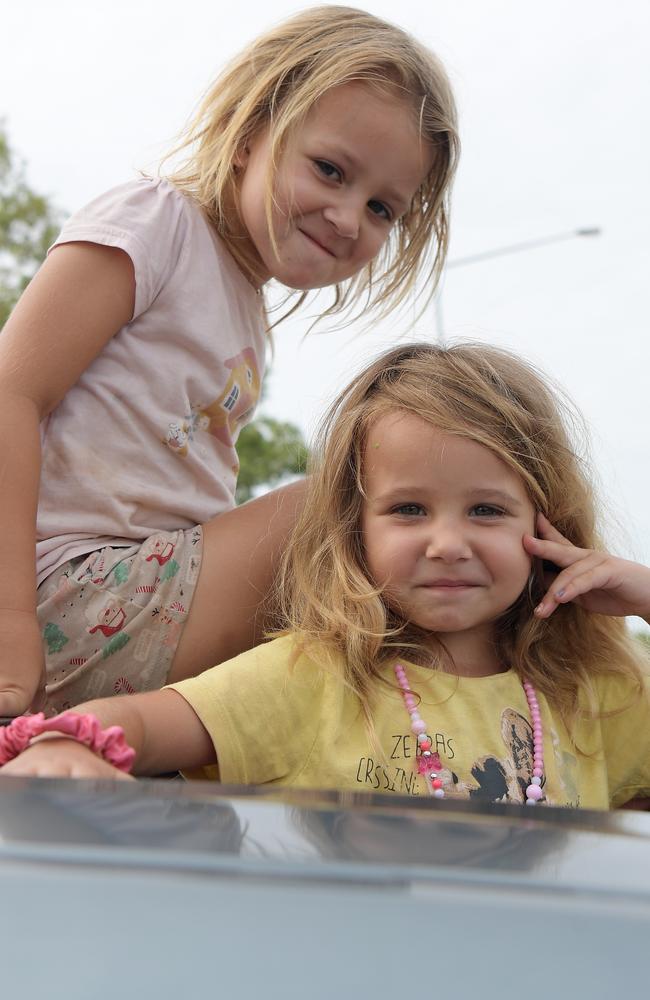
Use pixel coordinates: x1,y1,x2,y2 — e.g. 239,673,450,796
0,123,62,328
235,413,308,504
636,632,650,654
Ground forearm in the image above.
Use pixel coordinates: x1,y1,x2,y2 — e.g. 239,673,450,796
0,394,41,611
0,396,44,712
68,689,217,776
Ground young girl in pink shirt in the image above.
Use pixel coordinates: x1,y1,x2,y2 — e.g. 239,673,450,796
0,7,458,717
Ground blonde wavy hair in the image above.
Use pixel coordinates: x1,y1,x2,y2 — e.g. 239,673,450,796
279,341,646,735
165,6,458,325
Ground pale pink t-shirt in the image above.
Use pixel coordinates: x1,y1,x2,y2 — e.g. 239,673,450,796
36,178,266,585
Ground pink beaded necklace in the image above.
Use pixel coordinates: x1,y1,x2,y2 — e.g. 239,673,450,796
393,663,545,805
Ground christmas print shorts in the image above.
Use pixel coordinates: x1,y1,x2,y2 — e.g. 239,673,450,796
36,526,203,716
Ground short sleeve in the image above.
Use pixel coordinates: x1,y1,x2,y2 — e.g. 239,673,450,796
49,178,191,320
167,636,325,785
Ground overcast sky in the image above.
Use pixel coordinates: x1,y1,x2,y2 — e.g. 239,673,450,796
3,1,650,572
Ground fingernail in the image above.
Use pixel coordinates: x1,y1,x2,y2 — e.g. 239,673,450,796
555,588,565,599
535,603,545,615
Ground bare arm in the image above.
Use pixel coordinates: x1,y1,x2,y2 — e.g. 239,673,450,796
0,242,135,715
0,688,217,778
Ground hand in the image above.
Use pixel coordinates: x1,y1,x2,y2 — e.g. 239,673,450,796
0,609,45,717
0,736,135,779
523,513,650,622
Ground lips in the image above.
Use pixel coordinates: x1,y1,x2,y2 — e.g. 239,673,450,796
299,229,337,257
420,580,480,589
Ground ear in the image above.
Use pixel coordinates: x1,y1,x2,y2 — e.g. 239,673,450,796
233,142,251,171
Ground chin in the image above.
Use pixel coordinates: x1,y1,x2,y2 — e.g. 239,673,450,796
417,615,471,634
280,273,338,292
283,278,322,292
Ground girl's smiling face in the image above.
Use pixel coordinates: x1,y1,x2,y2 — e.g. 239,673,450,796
235,81,434,289
361,411,536,673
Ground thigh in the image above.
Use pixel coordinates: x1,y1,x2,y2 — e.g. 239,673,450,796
38,529,203,714
167,479,306,683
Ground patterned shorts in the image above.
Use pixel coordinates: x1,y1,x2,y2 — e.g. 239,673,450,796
36,526,203,716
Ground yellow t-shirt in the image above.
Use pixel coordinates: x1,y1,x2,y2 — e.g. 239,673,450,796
168,633,650,809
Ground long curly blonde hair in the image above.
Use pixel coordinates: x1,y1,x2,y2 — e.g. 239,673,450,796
165,6,458,325
278,341,645,734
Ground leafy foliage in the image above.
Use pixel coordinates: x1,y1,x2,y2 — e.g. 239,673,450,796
635,631,650,653
236,414,308,504
0,123,62,328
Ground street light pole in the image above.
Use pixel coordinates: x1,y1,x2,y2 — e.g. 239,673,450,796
434,226,602,344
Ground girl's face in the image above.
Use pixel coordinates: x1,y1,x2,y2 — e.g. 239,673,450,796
235,81,434,290
361,412,536,673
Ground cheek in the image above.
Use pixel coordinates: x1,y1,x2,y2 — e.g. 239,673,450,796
483,530,531,589
240,181,266,233
362,535,385,584
368,533,419,588
361,226,392,263
504,538,533,595
272,178,295,220
362,523,397,583
282,170,316,215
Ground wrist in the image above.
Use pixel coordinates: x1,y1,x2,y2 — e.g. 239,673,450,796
0,711,136,772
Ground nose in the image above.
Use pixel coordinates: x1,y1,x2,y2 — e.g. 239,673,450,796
424,519,472,563
322,199,361,240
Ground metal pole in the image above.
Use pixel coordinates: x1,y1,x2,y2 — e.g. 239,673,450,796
434,293,445,348
435,226,601,342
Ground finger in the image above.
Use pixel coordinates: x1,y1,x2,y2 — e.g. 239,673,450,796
534,555,612,617
536,512,572,544
1,761,64,778
534,592,559,619
0,689,33,718
70,761,131,780
523,533,588,569
550,559,625,606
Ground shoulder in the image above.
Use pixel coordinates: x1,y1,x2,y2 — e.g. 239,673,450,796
591,663,650,712
572,665,650,757
217,633,337,685
53,178,212,317
169,634,338,706
77,176,191,215
57,177,199,243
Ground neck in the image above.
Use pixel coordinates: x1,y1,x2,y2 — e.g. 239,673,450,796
220,230,268,290
423,627,506,677
206,189,269,290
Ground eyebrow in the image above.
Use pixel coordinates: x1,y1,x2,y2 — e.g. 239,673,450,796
466,489,525,508
369,487,526,508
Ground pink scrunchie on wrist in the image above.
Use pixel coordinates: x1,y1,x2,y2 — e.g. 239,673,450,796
0,711,136,772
